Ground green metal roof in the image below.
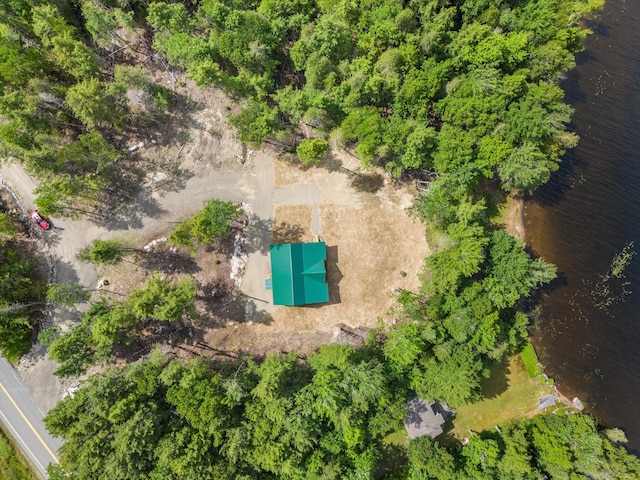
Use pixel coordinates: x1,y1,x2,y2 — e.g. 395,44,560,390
269,242,329,306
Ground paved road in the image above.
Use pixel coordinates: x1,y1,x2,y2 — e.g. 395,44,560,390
0,358,62,479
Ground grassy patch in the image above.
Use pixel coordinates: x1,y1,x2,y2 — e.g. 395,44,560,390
451,355,552,439
521,342,542,378
476,177,508,225
0,424,37,480
383,430,409,449
377,430,409,478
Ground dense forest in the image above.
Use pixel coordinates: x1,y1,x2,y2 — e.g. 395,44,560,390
0,211,44,361
3,0,639,478
0,0,599,197
44,348,640,479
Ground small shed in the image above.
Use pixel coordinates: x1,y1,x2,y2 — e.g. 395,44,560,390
537,393,560,410
404,397,456,439
268,242,329,306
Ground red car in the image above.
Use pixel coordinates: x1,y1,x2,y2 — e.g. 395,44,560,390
30,210,50,230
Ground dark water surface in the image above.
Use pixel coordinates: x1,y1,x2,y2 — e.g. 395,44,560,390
526,0,640,451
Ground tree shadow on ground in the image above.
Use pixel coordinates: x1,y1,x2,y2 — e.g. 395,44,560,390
243,298,274,325
204,233,237,256
150,91,204,146
319,150,345,173
53,258,80,285
374,442,407,480
89,150,200,230
118,86,203,150
135,248,201,275
185,341,242,361
109,90,200,198
272,221,305,244
197,278,247,324
245,216,273,255
111,319,207,364
351,171,384,193
102,192,167,230
480,358,510,400
324,148,388,196
196,280,274,327
143,152,195,196
80,162,167,230
326,245,342,305
163,322,206,350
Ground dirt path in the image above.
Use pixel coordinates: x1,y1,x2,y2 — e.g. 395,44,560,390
1,155,259,410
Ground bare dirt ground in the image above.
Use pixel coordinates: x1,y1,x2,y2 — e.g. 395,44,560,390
203,150,428,356
272,205,314,244
92,147,429,359
503,192,526,241
1,72,429,406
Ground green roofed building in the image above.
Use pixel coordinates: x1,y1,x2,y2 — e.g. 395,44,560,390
268,242,329,306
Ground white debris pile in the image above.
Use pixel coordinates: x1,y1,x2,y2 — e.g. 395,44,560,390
230,233,247,286
236,148,254,165
129,141,145,152
245,301,256,319
63,384,80,400
143,171,167,188
17,343,47,369
240,201,254,219
143,237,167,252
0,180,27,216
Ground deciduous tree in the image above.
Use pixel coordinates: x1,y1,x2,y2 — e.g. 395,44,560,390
169,200,241,251
128,273,197,322
77,239,128,265
296,138,328,166
46,283,90,306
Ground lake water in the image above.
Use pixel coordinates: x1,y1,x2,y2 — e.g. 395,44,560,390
525,0,640,452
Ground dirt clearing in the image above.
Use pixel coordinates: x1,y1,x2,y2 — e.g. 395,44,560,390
209,149,430,356
7,73,431,380
272,205,314,244
35,139,431,360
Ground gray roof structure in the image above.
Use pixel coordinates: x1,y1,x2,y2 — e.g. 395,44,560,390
537,393,560,410
404,397,456,439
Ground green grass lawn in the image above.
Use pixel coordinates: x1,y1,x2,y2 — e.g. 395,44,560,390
521,342,543,378
377,430,410,477
383,430,409,449
451,354,553,439
0,425,37,480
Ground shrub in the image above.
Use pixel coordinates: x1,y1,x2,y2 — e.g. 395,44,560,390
296,138,328,166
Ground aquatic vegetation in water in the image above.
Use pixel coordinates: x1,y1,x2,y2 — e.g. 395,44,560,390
591,241,635,314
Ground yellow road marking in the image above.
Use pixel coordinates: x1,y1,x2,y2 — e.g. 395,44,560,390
0,380,59,464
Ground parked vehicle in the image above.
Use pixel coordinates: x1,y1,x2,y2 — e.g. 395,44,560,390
30,210,50,230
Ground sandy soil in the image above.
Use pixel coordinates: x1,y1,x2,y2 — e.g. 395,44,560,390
503,192,526,241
